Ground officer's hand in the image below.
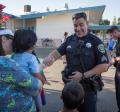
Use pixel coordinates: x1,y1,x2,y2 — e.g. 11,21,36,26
109,57,120,67
69,71,82,81
116,57,120,62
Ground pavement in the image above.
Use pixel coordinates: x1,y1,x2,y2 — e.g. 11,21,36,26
40,59,118,112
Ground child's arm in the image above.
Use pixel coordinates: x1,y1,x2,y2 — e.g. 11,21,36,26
34,73,50,85
40,70,51,85
32,51,50,84
34,73,46,84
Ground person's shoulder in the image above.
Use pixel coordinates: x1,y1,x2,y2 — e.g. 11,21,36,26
0,56,19,69
66,34,75,41
89,33,103,43
26,53,38,65
23,52,36,59
89,33,99,40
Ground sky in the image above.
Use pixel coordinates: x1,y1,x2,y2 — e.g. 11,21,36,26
0,0,119,23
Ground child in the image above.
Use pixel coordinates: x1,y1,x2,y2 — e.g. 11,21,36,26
12,29,47,112
61,81,84,112
32,50,48,105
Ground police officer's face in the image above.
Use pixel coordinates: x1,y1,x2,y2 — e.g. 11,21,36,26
112,30,120,39
73,18,88,38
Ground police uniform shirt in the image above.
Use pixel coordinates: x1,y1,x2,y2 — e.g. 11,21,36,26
115,39,120,72
116,39,120,57
57,33,109,73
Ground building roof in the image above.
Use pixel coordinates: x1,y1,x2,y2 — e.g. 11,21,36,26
3,12,18,18
20,5,106,20
89,25,120,30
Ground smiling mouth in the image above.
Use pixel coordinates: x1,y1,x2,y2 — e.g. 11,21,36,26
77,32,82,34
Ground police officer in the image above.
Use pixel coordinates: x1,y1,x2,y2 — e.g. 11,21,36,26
109,26,120,112
43,12,108,112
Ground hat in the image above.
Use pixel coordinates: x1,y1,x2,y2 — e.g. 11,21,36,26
0,29,14,36
109,26,119,32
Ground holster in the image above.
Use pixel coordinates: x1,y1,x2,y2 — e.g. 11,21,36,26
80,76,104,92
62,68,104,91
89,76,104,91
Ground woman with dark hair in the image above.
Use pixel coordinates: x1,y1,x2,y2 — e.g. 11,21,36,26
0,29,42,112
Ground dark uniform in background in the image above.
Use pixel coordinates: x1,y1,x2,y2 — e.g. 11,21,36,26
58,33,109,112
114,39,120,112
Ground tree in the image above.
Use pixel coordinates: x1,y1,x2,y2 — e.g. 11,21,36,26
99,19,110,25
0,4,5,28
117,18,120,25
112,16,117,25
0,4,10,28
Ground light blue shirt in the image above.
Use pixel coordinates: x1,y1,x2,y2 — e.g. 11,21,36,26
12,52,41,76
108,39,116,50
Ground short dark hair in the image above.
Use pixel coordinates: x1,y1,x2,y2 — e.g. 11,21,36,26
109,26,119,32
72,12,87,21
107,29,112,34
64,32,68,36
13,29,37,53
61,81,84,109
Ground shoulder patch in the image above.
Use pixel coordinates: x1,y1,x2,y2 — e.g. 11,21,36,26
101,55,108,62
97,44,105,54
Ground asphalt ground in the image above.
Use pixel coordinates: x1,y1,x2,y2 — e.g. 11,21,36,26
35,48,118,112
40,60,118,112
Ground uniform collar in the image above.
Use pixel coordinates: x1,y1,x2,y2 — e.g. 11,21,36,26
74,33,90,40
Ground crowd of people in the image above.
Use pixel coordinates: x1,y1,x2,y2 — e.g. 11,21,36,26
0,12,120,112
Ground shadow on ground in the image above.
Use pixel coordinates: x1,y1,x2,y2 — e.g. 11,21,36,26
42,89,63,112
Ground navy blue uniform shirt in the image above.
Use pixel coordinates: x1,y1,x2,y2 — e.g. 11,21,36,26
57,33,109,73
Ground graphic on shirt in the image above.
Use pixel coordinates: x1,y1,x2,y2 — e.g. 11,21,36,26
67,45,72,49
86,42,92,48
98,44,105,54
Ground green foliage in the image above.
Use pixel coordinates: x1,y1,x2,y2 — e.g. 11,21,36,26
117,18,120,25
112,16,117,25
99,19,110,25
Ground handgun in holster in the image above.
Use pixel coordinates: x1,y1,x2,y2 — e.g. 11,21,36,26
89,75,104,91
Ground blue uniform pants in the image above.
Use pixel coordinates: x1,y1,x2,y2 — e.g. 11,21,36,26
78,91,97,112
115,72,120,112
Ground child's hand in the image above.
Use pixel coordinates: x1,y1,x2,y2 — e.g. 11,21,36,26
34,73,47,85
41,78,51,85
44,81,51,85
116,57,120,62
41,63,47,69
